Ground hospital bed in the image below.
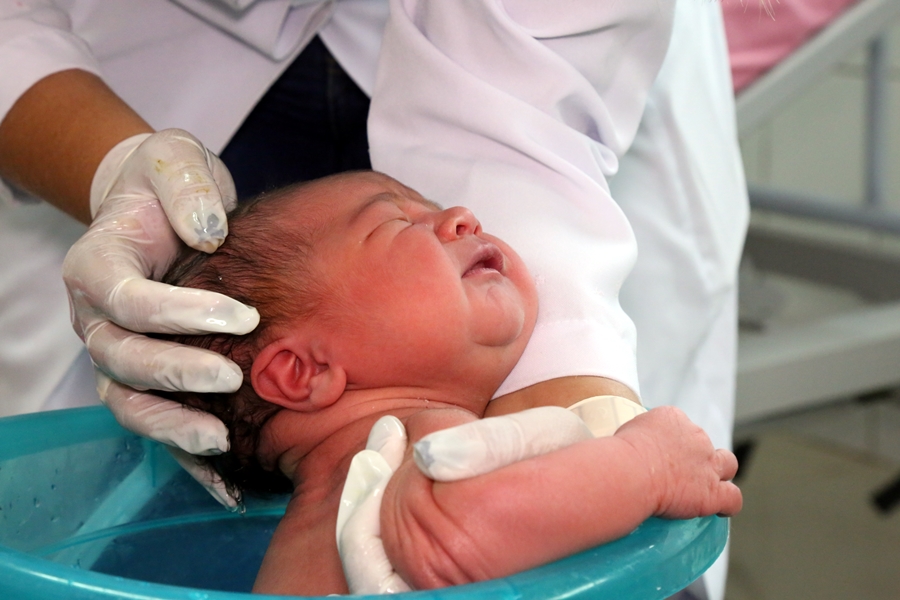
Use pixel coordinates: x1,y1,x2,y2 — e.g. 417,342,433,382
729,0,900,424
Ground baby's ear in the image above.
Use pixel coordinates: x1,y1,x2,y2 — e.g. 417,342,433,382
251,339,347,412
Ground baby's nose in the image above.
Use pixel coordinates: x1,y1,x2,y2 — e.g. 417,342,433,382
431,206,481,241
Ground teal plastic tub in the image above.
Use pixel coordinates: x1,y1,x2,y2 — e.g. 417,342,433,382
0,407,727,599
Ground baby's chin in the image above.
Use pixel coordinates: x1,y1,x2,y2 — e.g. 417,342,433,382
470,290,531,347
469,254,537,348
477,303,536,393
499,241,539,339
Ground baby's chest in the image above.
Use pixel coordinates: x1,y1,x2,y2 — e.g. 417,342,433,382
255,503,347,595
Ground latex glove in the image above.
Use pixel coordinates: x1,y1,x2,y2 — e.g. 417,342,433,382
166,446,237,510
567,395,648,438
63,129,259,458
336,416,412,595
414,396,646,482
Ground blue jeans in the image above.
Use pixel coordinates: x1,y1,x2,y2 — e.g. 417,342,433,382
220,36,372,200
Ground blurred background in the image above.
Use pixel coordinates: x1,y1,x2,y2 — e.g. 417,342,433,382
725,1,900,597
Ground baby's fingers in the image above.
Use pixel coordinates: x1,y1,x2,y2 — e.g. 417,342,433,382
716,448,739,482
715,481,743,517
713,449,742,517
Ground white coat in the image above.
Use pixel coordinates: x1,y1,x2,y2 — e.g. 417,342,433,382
0,2,747,596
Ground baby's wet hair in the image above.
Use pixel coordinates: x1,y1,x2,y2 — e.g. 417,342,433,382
158,179,333,500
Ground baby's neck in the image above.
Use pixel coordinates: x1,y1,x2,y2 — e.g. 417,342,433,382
268,388,490,494
253,403,482,596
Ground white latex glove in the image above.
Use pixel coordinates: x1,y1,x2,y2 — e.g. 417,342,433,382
63,129,260,502
414,396,647,482
167,446,237,510
336,416,412,595
567,395,648,438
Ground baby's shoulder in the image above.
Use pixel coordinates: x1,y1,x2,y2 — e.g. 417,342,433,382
403,407,479,443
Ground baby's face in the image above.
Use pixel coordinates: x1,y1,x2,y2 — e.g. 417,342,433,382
289,172,538,398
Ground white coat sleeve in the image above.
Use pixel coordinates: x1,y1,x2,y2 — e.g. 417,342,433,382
368,0,675,397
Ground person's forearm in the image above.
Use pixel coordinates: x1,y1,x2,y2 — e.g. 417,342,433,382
0,69,153,223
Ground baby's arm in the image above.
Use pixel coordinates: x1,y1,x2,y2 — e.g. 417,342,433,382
380,406,741,590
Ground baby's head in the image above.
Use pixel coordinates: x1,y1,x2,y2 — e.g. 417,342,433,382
162,171,538,497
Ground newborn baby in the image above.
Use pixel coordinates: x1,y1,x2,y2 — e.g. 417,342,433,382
161,170,742,596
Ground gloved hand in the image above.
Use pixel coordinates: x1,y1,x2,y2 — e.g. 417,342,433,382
167,446,236,510
336,416,412,595
413,396,646,481
63,129,260,506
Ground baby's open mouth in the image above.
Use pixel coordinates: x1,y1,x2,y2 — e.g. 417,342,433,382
463,244,505,277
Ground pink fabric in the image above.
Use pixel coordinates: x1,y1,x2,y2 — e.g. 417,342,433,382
723,0,859,93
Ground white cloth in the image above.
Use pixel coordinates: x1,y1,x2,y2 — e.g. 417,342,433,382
614,0,747,450
0,0,387,158
170,0,333,61
0,197,99,417
610,2,748,598
369,0,676,397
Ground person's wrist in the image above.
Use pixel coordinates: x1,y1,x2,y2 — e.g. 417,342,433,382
89,132,154,218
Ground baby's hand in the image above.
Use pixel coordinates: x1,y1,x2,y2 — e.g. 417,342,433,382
614,407,742,519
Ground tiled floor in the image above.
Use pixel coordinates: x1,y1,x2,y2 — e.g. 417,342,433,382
730,229,900,598
726,398,900,599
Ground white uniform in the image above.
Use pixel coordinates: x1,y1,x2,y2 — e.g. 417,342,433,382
0,2,747,596
0,199,96,417
611,3,749,596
